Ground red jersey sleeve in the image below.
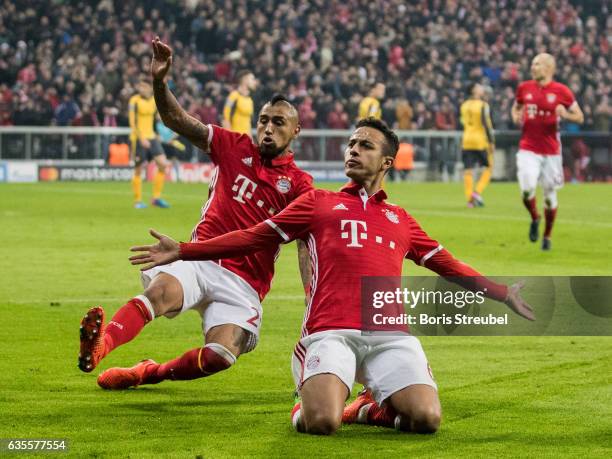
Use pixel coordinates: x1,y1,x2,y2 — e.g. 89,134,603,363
178,187,316,260
265,189,317,242
424,249,508,301
404,213,507,301
404,215,444,266
515,83,525,105
559,84,575,108
293,173,315,198
179,222,282,261
207,124,254,164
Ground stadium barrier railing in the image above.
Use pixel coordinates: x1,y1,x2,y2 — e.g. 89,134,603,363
0,127,609,182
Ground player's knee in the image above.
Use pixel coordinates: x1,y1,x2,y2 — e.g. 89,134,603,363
303,411,341,436
200,343,236,376
143,283,170,316
143,274,183,316
401,405,441,434
155,155,169,169
543,191,558,209
522,189,535,200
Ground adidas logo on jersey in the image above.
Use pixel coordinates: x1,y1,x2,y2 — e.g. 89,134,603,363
333,203,348,211
242,157,253,167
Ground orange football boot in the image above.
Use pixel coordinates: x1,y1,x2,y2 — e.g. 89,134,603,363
78,306,107,372
97,359,158,390
342,388,376,424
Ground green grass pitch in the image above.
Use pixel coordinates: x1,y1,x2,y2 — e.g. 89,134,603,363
0,181,611,458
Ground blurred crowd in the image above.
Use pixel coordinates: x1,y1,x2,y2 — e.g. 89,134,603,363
0,0,610,131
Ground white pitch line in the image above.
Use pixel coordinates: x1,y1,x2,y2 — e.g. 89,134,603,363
17,184,208,200
12,184,612,228
1,294,306,306
411,209,612,229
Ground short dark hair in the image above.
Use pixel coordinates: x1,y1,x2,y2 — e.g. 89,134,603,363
269,93,291,105
235,69,253,84
269,93,298,113
355,117,399,158
466,82,478,96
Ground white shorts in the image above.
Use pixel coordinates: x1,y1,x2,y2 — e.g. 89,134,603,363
516,150,564,192
291,330,437,405
141,260,262,352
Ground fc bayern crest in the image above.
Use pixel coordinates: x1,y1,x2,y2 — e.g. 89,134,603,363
383,209,399,224
306,355,320,370
276,176,291,194
546,93,557,103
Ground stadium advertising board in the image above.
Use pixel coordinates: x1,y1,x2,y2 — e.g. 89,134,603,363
303,168,347,181
296,162,346,181
146,162,216,183
36,164,216,183
0,161,38,183
38,166,133,182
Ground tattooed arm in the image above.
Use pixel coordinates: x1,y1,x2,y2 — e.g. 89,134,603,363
151,37,209,151
297,239,312,301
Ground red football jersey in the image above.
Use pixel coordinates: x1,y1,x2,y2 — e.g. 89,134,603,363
515,80,575,155
190,125,313,299
180,182,508,337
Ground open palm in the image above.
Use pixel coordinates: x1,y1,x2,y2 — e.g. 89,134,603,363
129,229,180,271
151,37,172,80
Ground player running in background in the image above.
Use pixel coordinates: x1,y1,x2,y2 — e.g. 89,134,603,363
358,82,385,121
130,118,534,435
222,70,257,136
129,77,171,209
511,53,584,250
78,37,313,390
460,83,494,207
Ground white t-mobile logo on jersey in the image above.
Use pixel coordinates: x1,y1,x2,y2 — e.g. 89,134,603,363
232,174,258,203
526,104,538,119
341,219,367,247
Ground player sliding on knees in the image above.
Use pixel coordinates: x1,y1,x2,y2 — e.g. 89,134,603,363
78,37,313,389
130,118,534,435
511,53,584,251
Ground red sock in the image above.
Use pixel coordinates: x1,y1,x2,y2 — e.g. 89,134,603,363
145,346,233,383
145,348,203,383
104,298,152,356
544,207,557,238
522,196,540,221
367,403,398,428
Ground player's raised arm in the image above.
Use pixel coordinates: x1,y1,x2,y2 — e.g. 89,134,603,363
405,218,535,321
151,37,210,151
130,190,318,271
423,249,535,321
129,224,286,271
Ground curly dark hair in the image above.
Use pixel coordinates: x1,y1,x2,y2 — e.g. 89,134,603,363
355,117,400,158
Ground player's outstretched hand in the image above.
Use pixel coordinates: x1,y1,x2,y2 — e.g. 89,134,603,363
504,281,535,321
129,229,180,271
151,37,172,81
